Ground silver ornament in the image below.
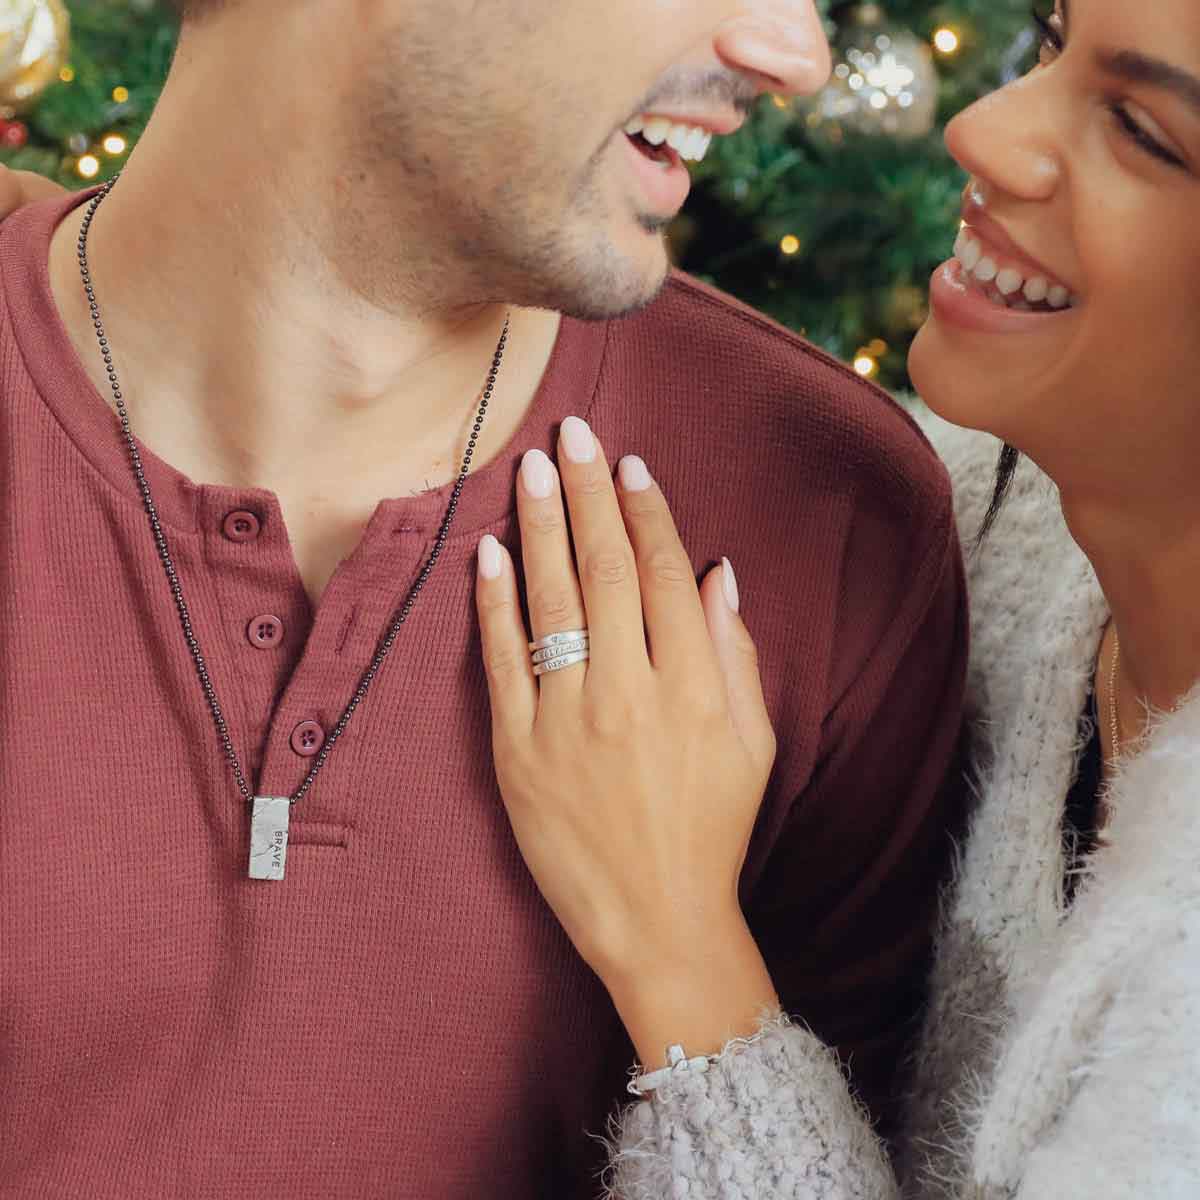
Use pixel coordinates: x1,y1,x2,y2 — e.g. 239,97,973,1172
800,5,939,143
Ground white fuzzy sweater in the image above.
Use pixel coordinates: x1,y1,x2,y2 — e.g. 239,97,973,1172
608,415,1200,1199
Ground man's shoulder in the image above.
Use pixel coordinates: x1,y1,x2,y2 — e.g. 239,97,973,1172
606,269,952,528
0,191,82,381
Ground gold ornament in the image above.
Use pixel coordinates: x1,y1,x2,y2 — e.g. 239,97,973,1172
0,0,70,114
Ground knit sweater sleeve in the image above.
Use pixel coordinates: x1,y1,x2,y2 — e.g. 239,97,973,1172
605,1017,900,1200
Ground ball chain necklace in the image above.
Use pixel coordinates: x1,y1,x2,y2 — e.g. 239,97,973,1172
77,174,510,881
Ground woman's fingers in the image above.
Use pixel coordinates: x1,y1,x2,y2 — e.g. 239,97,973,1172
615,454,722,690
556,417,649,681
517,448,589,695
476,534,538,740
477,441,779,1003
700,561,777,773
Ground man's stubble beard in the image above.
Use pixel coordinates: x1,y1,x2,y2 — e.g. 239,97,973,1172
347,84,672,323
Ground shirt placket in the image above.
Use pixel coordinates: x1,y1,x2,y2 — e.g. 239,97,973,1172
196,488,315,792
242,502,444,835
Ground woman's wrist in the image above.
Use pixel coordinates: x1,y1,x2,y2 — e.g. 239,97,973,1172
602,916,781,1072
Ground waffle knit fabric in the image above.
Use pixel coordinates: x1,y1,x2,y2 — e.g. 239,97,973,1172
608,412,1200,1199
0,189,967,1199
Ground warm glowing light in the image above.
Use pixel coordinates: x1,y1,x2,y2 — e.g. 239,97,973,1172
780,235,801,256
866,338,888,357
853,355,879,378
102,134,127,155
59,66,75,83
771,94,789,109
933,28,960,54
112,86,130,103
76,155,101,179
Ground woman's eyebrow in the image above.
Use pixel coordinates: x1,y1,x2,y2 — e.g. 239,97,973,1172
1097,50,1200,116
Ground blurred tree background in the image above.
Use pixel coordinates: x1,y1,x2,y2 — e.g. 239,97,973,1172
1,0,1043,391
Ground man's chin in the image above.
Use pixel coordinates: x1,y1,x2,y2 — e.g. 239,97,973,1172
559,238,673,323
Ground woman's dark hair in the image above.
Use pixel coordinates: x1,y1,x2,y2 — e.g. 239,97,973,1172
976,445,1021,543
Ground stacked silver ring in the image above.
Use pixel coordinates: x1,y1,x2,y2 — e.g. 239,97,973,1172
529,629,590,677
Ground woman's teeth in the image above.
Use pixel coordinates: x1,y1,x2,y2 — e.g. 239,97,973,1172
954,230,1078,312
623,114,714,163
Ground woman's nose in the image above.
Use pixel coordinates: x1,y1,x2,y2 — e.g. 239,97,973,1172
714,2,833,98
944,73,1062,202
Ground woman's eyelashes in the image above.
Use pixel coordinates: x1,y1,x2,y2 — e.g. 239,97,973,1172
1033,8,1063,60
1106,101,1187,168
1031,7,1187,171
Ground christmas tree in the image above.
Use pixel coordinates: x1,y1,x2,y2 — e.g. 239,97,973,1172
671,0,1042,390
1,0,1043,392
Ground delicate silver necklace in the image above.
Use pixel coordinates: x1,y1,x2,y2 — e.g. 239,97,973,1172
77,173,510,881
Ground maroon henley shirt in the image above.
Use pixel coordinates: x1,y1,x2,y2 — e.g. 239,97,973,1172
0,189,968,1198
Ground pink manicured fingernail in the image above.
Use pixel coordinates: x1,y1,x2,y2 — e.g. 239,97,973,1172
521,448,556,499
478,534,504,580
560,416,596,464
618,455,653,492
722,557,740,613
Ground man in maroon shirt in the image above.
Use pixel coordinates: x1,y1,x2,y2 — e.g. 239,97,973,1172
0,2,966,1198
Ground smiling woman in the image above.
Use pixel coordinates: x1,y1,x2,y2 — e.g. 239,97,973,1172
911,0,1200,463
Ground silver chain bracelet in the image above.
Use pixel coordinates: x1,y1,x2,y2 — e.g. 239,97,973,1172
626,1025,774,1099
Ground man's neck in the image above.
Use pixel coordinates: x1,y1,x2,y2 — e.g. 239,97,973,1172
44,94,563,607
48,179,560,500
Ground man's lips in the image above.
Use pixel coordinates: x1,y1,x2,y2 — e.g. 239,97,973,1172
630,110,746,138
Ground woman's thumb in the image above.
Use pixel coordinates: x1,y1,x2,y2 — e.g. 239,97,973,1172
700,559,777,771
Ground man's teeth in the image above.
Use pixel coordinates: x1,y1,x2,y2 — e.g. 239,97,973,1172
623,114,714,163
952,230,1079,312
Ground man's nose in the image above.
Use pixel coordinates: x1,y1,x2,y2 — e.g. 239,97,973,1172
714,2,832,98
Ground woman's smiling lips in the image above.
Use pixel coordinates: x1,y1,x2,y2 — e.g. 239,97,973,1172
928,189,1082,335
928,260,1075,335
959,208,1077,303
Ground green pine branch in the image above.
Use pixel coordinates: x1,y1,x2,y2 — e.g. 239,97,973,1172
2,0,177,183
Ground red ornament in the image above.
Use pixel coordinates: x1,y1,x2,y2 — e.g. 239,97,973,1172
1,120,28,150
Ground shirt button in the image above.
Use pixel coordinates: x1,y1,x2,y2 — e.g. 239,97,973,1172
247,614,284,650
290,720,325,758
222,510,261,542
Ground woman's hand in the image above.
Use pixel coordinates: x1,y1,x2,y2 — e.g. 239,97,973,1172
475,415,780,1066
0,167,67,217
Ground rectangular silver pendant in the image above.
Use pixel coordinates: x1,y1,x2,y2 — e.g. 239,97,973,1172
248,796,290,881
